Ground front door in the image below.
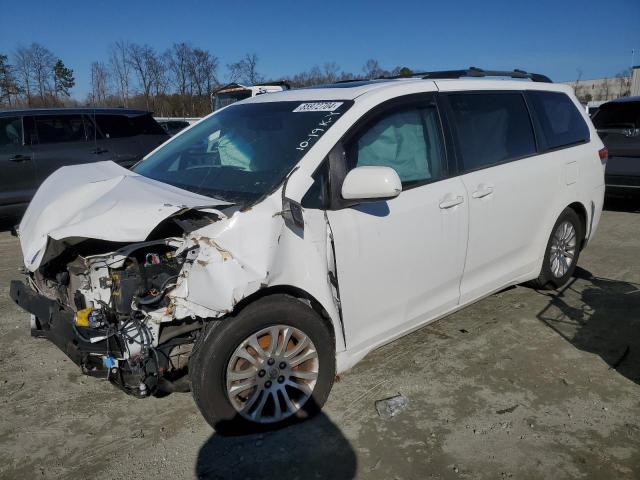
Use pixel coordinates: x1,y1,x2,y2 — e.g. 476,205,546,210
326,95,468,351
0,116,36,208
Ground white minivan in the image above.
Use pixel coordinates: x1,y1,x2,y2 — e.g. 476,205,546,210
11,68,606,432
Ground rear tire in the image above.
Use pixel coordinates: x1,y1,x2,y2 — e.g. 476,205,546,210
190,294,335,434
528,207,583,290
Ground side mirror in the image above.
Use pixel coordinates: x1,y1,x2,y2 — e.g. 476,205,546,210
341,166,402,201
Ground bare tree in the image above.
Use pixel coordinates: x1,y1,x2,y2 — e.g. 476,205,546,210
363,59,383,79
128,43,157,110
149,53,168,102
109,40,131,106
13,45,33,105
323,62,340,83
30,43,56,102
189,48,218,96
227,53,262,84
167,42,194,115
89,61,110,105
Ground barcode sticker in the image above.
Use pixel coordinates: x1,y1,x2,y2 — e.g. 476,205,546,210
293,102,343,113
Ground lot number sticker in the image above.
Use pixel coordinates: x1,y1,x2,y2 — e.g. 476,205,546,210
293,102,343,113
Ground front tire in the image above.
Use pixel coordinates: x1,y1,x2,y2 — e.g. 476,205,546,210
190,294,335,434
528,207,583,290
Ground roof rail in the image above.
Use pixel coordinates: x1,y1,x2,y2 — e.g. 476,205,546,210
370,67,552,83
328,67,552,86
418,67,552,83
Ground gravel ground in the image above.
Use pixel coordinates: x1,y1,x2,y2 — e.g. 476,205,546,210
0,200,639,480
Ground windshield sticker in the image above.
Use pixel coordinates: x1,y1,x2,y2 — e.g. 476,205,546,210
296,111,343,152
293,102,344,113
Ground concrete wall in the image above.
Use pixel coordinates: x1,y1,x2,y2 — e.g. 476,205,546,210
632,66,640,97
565,66,640,103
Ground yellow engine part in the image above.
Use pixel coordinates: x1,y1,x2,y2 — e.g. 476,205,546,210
75,307,92,327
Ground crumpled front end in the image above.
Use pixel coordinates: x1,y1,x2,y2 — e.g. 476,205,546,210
12,185,343,398
11,234,206,396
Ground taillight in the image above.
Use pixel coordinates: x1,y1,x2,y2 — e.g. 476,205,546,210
598,147,608,165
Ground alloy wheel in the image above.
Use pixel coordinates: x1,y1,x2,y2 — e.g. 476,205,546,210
549,220,577,278
225,325,319,424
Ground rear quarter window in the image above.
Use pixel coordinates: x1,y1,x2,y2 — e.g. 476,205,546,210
592,102,640,129
95,113,165,138
526,91,590,151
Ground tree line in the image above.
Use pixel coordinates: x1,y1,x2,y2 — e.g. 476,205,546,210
0,42,415,117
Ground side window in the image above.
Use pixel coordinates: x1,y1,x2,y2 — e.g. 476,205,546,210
34,115,87,144
526,91,590,150
130,114,166,135
82,114,102,140
0,117,23,148
448,92,536,171
344,102,445,187
95,115,135,138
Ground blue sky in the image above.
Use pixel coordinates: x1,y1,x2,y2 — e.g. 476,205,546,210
1,0,639,99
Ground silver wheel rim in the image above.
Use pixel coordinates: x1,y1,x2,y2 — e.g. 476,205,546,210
549,220,577,278
225,325,319,424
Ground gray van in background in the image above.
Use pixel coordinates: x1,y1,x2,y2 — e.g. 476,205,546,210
0,108,168,218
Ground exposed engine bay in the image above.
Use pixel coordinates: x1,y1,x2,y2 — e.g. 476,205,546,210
21,210,224,397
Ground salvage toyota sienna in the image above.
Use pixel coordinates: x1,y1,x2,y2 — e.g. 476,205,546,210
10,68,606,432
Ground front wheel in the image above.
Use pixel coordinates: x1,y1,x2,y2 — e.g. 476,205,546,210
190,294,335,434
528,207,583,290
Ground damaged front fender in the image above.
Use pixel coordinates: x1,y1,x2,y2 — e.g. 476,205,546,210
165,193,346,352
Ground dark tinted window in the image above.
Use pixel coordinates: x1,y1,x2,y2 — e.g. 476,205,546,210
0,117,22,147
592,101,640,129
526,91,590,150
130,114,166,135
95,114,135,138
95,113,164,138
344,102,445,187
82,114,100,140
34,115,86,144
301,161,329,209
448,92,536,171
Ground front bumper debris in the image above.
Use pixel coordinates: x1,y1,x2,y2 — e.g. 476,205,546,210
9,280,122,376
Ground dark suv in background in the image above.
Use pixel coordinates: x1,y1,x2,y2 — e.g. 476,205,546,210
592,96,640,196
0,108,168,218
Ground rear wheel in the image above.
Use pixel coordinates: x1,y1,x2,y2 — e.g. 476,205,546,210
528,207,583,290
190,294,335,434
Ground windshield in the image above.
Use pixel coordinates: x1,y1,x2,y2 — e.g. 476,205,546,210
213,90,253,111
134,100,352,205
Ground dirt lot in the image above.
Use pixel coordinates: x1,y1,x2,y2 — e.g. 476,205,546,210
1,201,639,480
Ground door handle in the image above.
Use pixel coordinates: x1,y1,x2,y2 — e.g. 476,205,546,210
8,154,31,162
91,148,109,155
439,195,464,209
472,185,494,199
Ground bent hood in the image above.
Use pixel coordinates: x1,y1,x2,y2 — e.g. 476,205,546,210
19,161,230,271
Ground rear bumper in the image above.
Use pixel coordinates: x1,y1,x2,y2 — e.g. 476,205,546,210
9,280,121,374
605,174,640,196
605,155,640,195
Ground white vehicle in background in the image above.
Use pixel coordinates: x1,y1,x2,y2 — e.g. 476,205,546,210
211,81,290,111
11,68,606,433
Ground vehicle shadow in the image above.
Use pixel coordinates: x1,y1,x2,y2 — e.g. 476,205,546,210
604,195,640,213
195,411,357,479
536,267,640,385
